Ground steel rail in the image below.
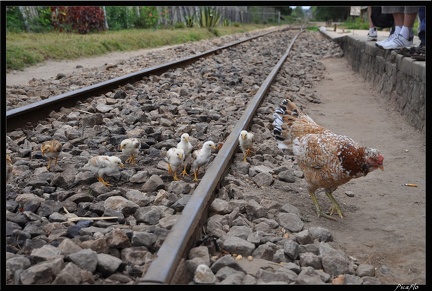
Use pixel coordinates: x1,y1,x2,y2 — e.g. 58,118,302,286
141,28,305,285
6,29,282,133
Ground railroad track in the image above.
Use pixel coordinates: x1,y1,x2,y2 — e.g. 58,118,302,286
5,28,285,133
5,27,370,285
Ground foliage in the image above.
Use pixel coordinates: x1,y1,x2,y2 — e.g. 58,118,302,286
6,24,273,71
134,6,159,29
174,22,186,29
28,7,54,33
343,16,369,30
209,28,221,37
248,6,261,24
313,7,351,22
222,19,231,26
105,6,133,31
198,6,221,28
306,26,319,32
51,6,105,34
185,16,195,28
274,6,292,16
292,6,305,19
6,6,26,33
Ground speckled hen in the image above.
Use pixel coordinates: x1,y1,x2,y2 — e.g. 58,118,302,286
273,99,384,220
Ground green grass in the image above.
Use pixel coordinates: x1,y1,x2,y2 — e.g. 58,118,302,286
6,24,275,71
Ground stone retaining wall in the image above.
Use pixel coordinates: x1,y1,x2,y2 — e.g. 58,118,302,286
331,36,426,136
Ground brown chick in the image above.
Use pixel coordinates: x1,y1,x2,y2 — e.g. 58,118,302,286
41,139,63,171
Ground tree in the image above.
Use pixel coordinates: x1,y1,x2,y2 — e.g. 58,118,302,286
313,6,350,22
274,6,292,16
292,6,305,18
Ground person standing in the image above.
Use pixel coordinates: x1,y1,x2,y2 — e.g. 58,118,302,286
417,6,425,48
376,6,418,50
367,6,378,41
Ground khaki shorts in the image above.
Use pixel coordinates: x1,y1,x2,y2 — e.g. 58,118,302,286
381,6,419,14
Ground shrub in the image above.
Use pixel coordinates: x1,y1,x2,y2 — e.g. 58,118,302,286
174,22,186,29
136,6,159,29
51,6,105,33
185,16,195,28
198,6,221,28
6,6,26,33
28,7,54,33
105,6,131,31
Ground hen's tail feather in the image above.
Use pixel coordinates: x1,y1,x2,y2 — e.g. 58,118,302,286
273,99,301,141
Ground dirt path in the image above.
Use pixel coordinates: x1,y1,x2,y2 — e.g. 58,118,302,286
5,52,426,285
5,46,177,87
305,57,426,285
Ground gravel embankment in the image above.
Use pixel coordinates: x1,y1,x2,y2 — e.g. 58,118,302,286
5,27,381,285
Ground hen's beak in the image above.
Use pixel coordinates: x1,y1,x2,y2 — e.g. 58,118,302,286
379,165,384,171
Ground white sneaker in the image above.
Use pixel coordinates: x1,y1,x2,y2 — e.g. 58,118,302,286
380,34,413,49
376,33,396,47
367,28,377,41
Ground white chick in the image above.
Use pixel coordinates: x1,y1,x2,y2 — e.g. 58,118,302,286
190,141,217,182
41,139,63,170
82,155,124,186
165,147,185,181
177,133,193,176
120,138,141,165
238,130,254,162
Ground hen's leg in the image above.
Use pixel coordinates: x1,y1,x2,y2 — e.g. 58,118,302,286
309,190,337,221
325,190,344,219
125,155,136,165
46,158,51,171
193,167,200,182
167,164,173,174
173,170,180,181
243,151,248,162
98,176,112,187
181,164,188,177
